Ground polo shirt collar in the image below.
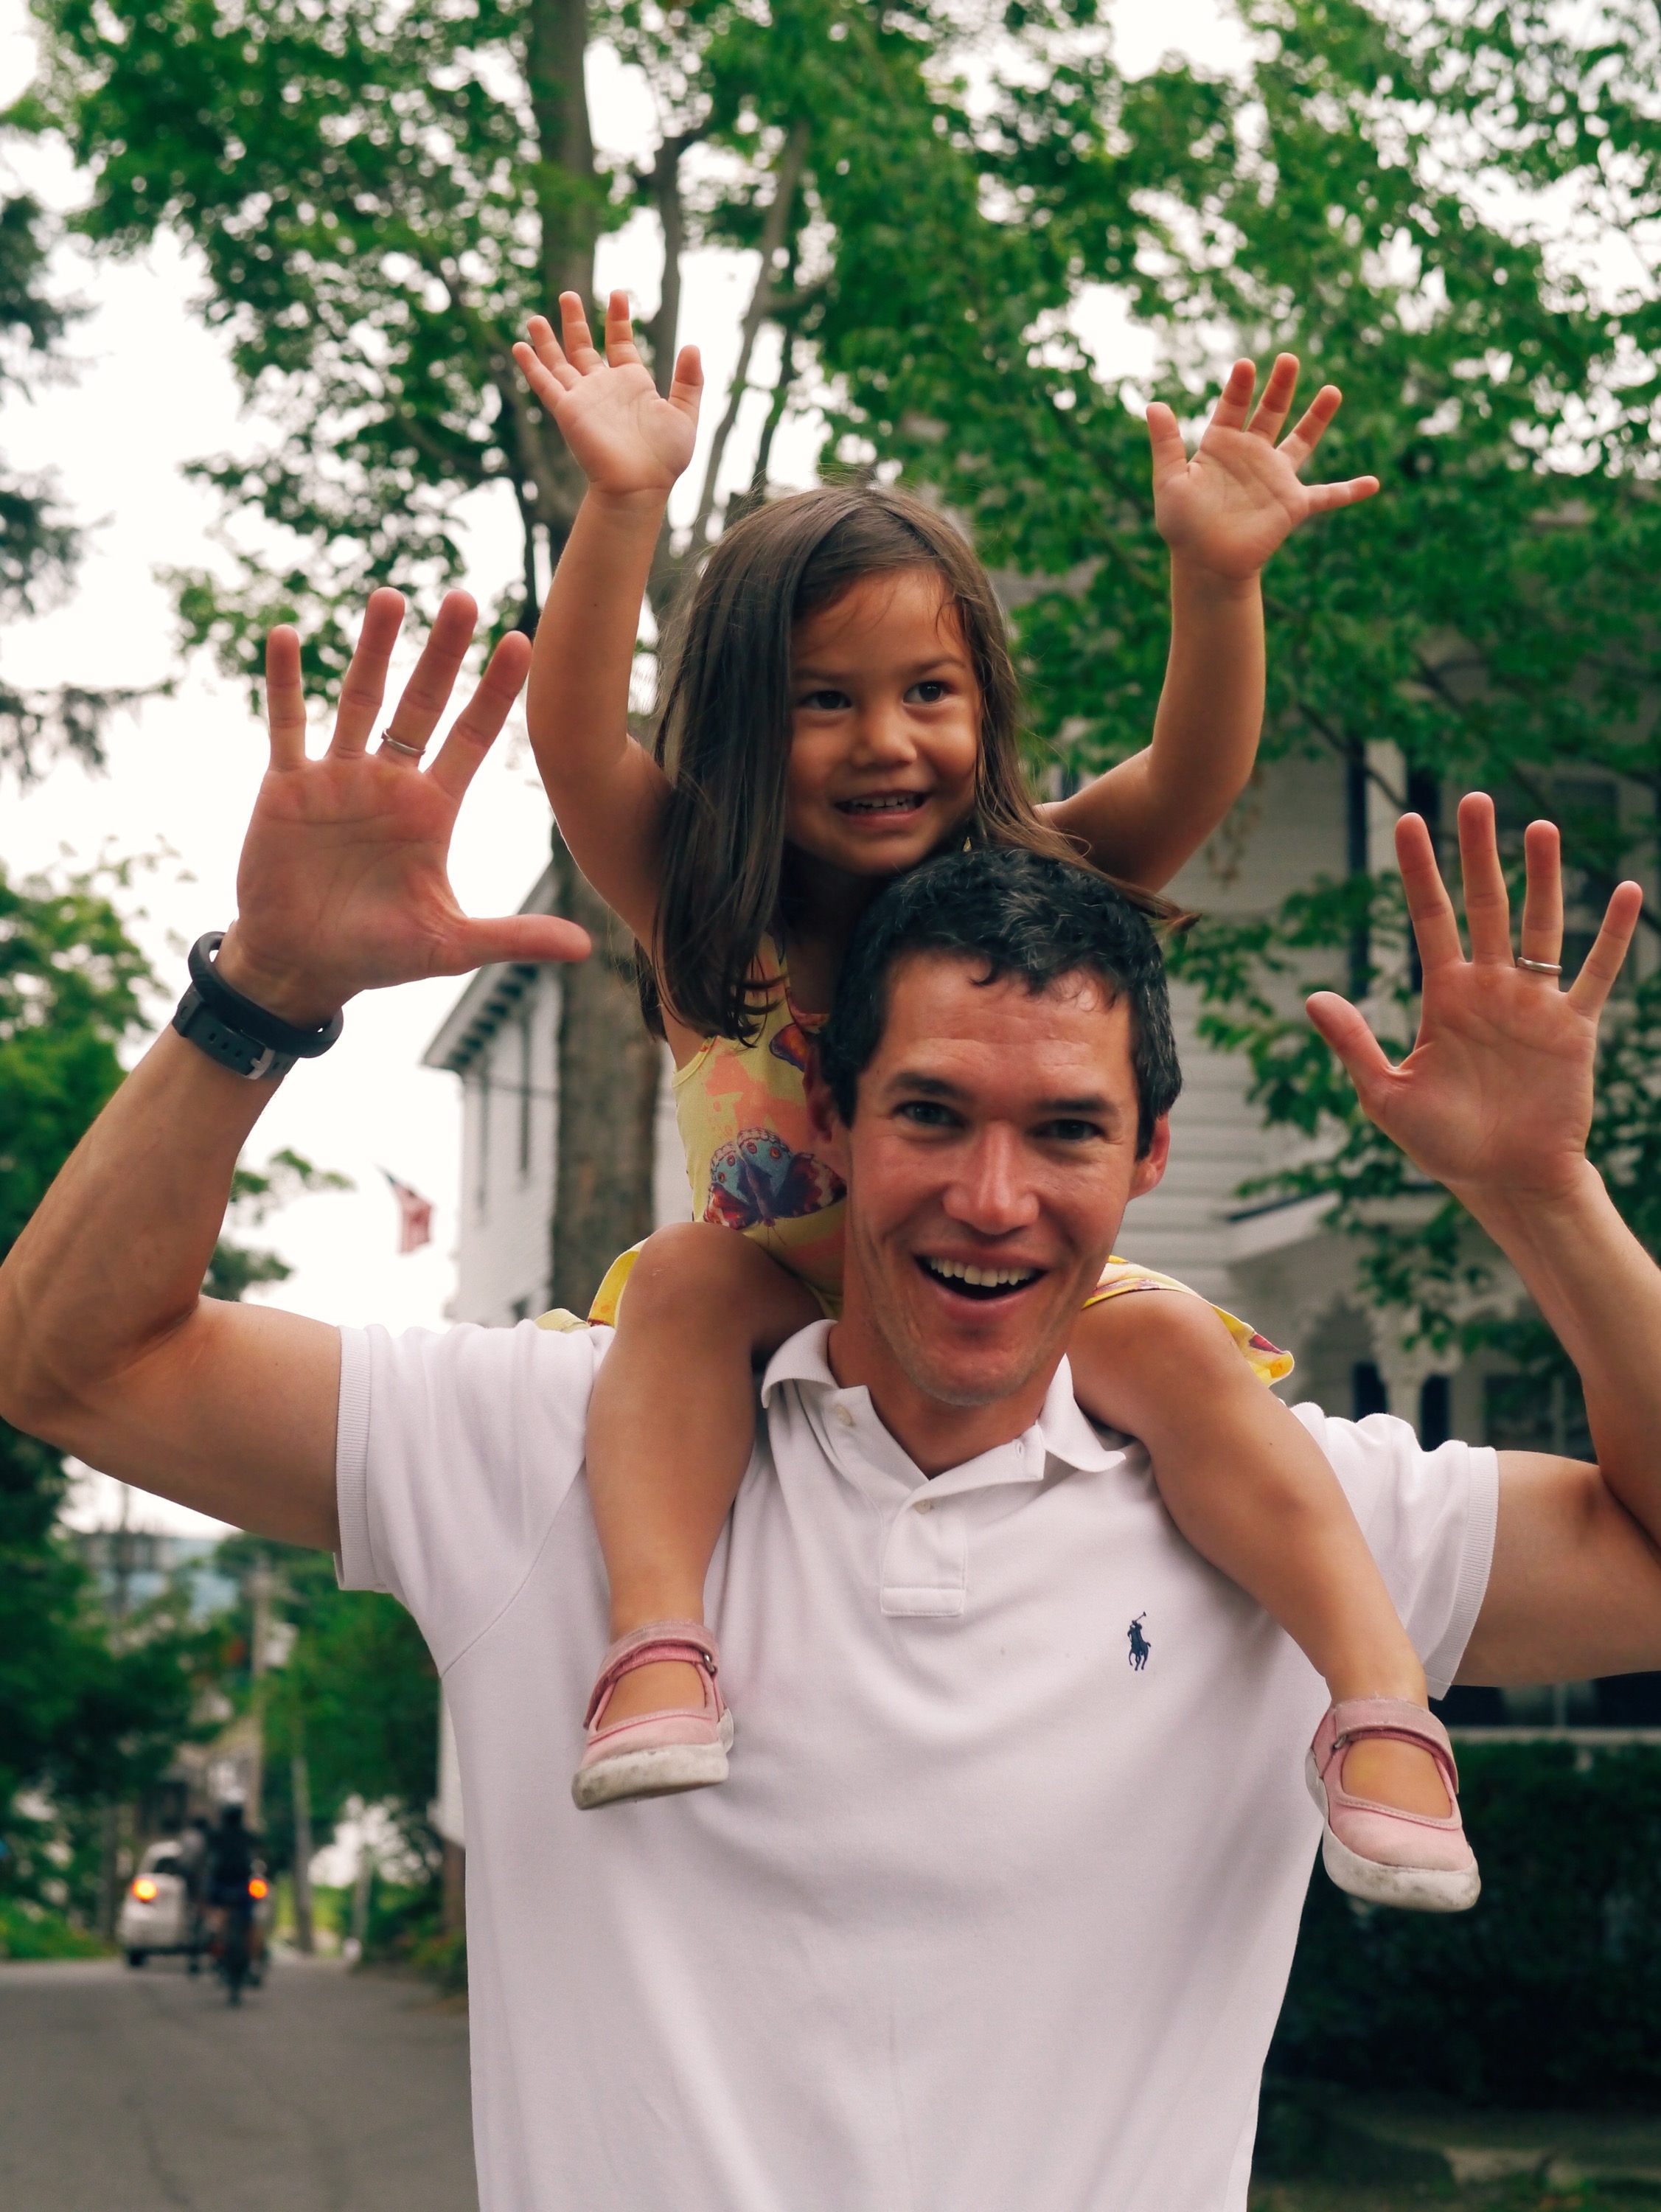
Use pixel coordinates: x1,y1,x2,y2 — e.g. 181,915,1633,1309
760,1320,1129,1489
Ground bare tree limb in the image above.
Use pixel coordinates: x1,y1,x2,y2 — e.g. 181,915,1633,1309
691,119,811,543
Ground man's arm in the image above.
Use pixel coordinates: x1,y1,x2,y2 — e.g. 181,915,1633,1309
0,588,589,1552
1309,795,1661,1685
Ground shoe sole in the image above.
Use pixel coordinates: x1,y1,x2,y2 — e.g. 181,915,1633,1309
572,1716,736,1812
1305,1753,1481,1914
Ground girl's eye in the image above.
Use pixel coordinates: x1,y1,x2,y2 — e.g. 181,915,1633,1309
906,680,950,704
798,687,851,712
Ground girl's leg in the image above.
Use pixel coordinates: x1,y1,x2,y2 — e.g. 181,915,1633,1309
1070,1292,1449,1818
584,1221,821,1726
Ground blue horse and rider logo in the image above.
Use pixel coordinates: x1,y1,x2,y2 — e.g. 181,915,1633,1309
1127,1614,1151,1671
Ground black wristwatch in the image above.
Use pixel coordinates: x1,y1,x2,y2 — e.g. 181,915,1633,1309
171,932,344,1082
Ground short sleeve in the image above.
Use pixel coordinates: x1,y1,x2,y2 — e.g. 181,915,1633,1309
335,1319,606,1674
1291,1405,1499,1698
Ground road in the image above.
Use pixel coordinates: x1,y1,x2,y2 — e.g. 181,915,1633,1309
0,1953,477,2212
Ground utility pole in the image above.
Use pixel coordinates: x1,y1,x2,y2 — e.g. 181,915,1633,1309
290,1739,316,1956
246,1558,274,1829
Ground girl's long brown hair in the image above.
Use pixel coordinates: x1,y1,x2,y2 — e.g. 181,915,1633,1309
641,484,1174,1041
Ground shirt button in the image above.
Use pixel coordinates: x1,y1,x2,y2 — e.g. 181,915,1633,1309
835,1405,854,1428
916,1500,934,1514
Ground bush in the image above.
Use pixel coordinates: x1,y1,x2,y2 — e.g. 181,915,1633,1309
0,1896,108,1960
1271,1744,1661,2104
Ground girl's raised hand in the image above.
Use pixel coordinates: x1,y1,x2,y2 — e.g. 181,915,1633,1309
1147,356,1379,582
513,291,703,500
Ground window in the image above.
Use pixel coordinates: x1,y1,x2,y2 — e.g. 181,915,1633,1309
1351,1361,1388,1420
1418,1373,1450,1449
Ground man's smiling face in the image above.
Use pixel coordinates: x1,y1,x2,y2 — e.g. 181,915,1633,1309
814,950,1169,1457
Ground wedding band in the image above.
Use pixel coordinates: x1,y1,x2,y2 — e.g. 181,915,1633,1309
1516,956,1563,975
379,733,425,760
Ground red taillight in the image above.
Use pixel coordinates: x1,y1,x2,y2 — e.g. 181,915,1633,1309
248,1877,269,1901
131,1877,159,1902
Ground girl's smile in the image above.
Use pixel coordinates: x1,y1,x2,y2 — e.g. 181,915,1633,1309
784,568,981,877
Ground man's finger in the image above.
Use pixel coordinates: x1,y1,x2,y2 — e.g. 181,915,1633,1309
380,591,478,759
1568,880,1644,1019
264,627,307,771
1457,791,1513,964
425,631,532,802
330,589,405,759
455,914,593,970
1396,812,1463,974
1518,819,1565,972
1306,990,1397,1112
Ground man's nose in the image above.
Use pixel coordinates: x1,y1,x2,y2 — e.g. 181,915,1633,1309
941,1126,1040,1236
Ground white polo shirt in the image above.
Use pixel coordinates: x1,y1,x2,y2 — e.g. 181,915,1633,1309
335,1318,1496,2212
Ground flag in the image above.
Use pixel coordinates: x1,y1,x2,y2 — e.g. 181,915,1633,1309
380,1169,434,1255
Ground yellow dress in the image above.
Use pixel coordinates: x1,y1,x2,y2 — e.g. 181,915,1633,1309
559,958,1291,1388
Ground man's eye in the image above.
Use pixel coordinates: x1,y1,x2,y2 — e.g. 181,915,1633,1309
897,1100,959,1128
1040,1119,1103,1144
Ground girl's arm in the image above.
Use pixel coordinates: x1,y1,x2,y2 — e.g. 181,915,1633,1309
514,293,704,946
1043,356,1379,892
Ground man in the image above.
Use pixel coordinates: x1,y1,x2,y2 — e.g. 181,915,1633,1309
4,593,1660,2211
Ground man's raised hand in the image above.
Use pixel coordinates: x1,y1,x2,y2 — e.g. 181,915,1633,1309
1307,794,1643,1210
1149,356,1380,583
513,291,702,501
217,588,591,1026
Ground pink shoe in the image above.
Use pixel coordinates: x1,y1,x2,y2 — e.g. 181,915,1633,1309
571,1621,734,1812
1305,1698,1480,1913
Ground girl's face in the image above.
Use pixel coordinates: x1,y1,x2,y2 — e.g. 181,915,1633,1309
784,568,982,880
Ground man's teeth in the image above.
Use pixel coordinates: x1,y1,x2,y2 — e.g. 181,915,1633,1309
926,1258,1037,1288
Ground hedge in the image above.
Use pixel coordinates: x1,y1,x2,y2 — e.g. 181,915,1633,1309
1270,1743,1661,2105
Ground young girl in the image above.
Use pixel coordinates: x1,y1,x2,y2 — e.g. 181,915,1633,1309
510,293,1478,1913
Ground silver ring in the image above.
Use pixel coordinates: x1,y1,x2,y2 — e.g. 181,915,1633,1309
379,733,425,761
1516,956,1563,975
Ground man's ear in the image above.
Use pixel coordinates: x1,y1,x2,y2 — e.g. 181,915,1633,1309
1128,1116,1171,1202
804,1057,851,1179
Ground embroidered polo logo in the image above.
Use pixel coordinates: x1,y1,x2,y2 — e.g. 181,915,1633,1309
1127,1614,1151,1671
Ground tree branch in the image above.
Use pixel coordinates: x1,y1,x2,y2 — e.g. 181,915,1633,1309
691,119,810,543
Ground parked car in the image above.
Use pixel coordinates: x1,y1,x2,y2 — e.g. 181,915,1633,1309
118,1840,204,1969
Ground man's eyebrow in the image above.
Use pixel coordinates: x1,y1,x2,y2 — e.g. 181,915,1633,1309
886,1071,1121,1119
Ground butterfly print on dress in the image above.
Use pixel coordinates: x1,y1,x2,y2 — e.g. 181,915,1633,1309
703,1127,846,1232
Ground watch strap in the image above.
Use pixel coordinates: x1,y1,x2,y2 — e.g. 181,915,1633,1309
171,932,344,1082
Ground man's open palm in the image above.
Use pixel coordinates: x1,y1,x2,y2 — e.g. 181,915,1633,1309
1149,355,1379,581
1307,796,1643,1206
222,588,590,1026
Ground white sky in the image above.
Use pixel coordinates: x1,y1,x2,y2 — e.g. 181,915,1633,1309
0,0,1233,1534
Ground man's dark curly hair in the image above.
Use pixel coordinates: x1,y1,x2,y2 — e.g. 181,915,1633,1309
817,847,1182,1157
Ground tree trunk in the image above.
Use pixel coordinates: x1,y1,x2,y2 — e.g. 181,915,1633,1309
549,829,663,1315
